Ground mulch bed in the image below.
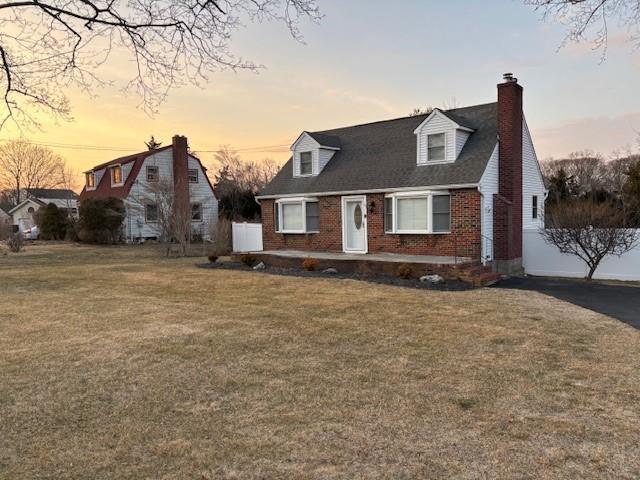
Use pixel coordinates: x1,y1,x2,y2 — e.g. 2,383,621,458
197,261,474,291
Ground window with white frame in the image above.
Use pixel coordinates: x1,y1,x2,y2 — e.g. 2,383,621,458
299,151,313,175
188,169,199,183
383,192,451,234
147,165,159,182
275,198,319,233
111,165,123,186
532,195,538,219
85,172,95,190
191,203,202,222
427,133,445,161
145,203,158,223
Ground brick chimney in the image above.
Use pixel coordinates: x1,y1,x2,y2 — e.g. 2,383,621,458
494,73,523,273
172,135,190,222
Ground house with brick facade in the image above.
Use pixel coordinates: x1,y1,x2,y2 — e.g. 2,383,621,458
79,135,218,243
256,74,546,274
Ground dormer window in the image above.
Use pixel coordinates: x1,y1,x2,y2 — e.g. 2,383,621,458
427,133,445,162
300,152,313,176
111,165,123,186
414,109,474,165
85,172,95,190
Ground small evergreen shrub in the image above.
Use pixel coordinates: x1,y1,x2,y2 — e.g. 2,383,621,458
397,263,414,279
39,203,68,240
302,258,320,271
240,254,257,267
78,197,125,244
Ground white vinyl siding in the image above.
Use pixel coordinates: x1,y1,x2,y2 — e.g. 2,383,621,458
291,132,338,177
478,144,499,262
415,110,469,165
522,117,546,229
455,130,471,158
123,150,218,241
122,162,134,183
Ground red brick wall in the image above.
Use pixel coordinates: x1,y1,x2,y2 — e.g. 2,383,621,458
172,135,190,219
495,78,523,260
261,189,481,259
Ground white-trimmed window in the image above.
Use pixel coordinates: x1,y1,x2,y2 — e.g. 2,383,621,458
86,172,96,190
191,203,202,222
275,198,319,233
532,195,538,219
383,191,451,234
300,152,313,176
145,203,158,223
427,133,445,162
111,165,123,186
188,169,198,183
147,165,159,182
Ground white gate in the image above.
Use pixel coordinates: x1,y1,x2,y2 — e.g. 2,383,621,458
232,222,263,253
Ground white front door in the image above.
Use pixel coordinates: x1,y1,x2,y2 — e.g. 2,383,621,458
342,195,367,253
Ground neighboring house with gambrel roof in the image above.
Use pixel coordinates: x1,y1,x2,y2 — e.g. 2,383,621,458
79,135,218,242
257,74,546,273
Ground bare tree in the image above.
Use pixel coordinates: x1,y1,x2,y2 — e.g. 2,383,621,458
542,199,639,280
129,178,192,256
525,0,640,57
213,145,282,193
0,0,321,130
409,107,434,117
0,139,65,203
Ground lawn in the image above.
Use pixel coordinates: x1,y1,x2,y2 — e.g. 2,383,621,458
1,243,639,479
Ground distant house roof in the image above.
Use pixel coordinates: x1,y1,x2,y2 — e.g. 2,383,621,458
79,144,215,200
259,102,498,198
26,188,77,200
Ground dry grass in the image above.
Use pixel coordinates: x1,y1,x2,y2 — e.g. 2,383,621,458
1,243,640,479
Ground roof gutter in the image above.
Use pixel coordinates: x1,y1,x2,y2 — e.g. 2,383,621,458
256,183,479,200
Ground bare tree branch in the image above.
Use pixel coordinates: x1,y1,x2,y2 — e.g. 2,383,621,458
0,0,321,129
525,0,640,59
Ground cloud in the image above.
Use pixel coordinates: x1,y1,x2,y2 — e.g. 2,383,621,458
532,111,640,159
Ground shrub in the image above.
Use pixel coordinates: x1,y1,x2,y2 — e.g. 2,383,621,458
78,197,125,244
397,263,414,279
207,254,219,263
302,258,320,271
7,232,23,253
240,254,257,267
39,203,68,240
209,217,232,255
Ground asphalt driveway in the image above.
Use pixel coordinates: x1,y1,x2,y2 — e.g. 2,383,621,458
494,277,640,329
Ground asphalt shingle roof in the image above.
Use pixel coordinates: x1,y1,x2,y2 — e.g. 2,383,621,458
259,102,498,197
27,188,78,200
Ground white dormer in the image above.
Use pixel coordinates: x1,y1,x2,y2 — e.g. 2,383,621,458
413,109,474,165
291,131,341,177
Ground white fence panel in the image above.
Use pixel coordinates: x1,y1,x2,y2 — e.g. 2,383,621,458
232,222,263,253
523,228,640,281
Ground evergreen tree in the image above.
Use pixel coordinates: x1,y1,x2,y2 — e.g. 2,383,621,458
39,203,67,240
145,136,162,150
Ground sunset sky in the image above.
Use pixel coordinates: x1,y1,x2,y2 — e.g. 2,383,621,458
1,0,639,188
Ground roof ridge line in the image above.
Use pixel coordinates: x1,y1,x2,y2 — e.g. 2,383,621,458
313,101,497,135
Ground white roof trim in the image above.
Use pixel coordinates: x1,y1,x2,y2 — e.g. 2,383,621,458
413,108,474,135
290,131,320,151
8,198,42,214
256,183,478,200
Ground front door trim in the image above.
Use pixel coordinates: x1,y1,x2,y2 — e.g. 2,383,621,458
341,195,368,254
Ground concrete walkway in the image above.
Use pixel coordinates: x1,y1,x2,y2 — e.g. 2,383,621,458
257,250,473,265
